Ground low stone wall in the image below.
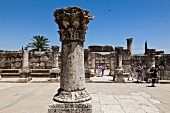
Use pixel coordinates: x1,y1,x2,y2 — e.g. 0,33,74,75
0,51,22,69
0,50,61,69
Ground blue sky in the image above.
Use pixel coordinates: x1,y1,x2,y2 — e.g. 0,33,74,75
0,0,170,54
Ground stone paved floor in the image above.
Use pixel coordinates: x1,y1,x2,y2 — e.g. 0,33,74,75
0,83,170,113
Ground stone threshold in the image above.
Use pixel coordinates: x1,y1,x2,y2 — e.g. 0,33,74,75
0,80,170,84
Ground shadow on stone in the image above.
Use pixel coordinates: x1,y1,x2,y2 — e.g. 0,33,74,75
147,85,156,87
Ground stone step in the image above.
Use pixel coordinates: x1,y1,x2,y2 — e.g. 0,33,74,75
31,73,50,75
1,73,20,75
30,73,50,78
31,69,50,73
1,69,19,73
1,73,20,78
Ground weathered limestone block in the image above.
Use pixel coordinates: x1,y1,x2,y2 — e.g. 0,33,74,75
110,53,115,76
15,58,21,62
14,62,21,68
165,66,170,71
40,62,45,67
114,46,124,82
164,70,170,80
50,46,60,78
30,58,39,62
20,69,30,78
90,52,96,76
115,68,125,83
50,68,60,79
20,50,31,80
4,62,11,68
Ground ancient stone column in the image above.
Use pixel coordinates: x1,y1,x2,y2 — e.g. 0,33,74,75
0,69,2,80
115,46,124,68
90,52,96,76
145,49,156,82
150,50,156,67
109,52,115,76
126,38,133,55
84,49,89,69
19,50,31,81
50,46,60,79
146,49,156,68
48,7,94,113
87,51,91,69
84,49,90,81
114,46,124,83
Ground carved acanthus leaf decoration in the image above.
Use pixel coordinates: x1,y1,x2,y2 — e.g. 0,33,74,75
54,7,94,42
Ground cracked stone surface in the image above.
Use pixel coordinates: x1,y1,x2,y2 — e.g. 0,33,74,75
91,92,161,113
0,83,170,113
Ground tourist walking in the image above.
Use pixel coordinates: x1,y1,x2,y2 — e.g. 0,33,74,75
128,63,135,80
136,63,144,82
150,65,157,87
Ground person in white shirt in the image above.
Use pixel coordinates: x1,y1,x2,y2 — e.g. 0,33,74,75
97,64,102,76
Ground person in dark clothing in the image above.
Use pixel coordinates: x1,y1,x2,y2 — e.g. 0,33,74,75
101,63,105,75
150,66,157,87
136,63,144,82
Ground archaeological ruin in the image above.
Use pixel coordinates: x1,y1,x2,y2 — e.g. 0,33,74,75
0,4,170,83
0,38,170,81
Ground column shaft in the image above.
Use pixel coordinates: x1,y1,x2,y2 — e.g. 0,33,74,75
61,41,85,91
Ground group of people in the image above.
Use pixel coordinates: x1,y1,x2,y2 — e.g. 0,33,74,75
97,63,105,76
128,63,158,87
96,63,158,87
128,63,144,81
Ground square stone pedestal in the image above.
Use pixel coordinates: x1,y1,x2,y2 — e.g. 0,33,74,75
115,75,125,83
48,100,92,113
115,68,125,83
17,78,28,83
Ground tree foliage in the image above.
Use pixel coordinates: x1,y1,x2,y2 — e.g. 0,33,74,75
27,35,50,51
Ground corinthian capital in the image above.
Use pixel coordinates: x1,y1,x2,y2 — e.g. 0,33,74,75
54,7,94,42
115,46,124,54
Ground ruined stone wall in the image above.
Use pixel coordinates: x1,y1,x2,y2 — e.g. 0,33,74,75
0,51,22,69
1,49,170,80
0,50,61,69
159,54,170,80
122,54,170,80
95,53,111,69
29,51,53,69
89,45,114,52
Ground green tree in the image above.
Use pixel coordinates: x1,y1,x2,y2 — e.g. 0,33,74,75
27,35,50,51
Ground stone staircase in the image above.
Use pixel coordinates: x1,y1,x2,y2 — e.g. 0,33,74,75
0,69,51,78
30,69,50,78
1,69,20,78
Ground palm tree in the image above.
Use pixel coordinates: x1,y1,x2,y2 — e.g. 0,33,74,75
27,35,50,51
